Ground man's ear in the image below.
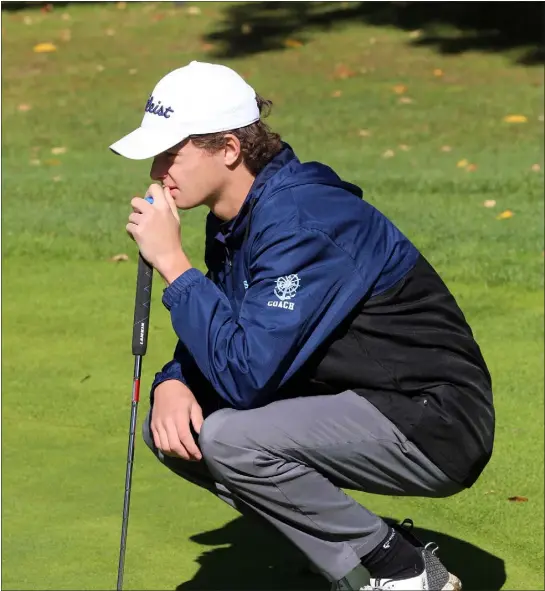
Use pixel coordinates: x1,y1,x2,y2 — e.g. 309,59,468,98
223,134,242,167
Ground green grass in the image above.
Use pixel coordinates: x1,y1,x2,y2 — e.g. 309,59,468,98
1,2,543,590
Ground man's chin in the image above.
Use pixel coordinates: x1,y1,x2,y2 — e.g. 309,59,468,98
170,190,185,208
171,190,206,210
174,198,197,211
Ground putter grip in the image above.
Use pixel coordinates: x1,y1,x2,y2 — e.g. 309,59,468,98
132,254,153,355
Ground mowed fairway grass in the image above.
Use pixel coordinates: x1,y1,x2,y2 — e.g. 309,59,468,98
1,3,543,590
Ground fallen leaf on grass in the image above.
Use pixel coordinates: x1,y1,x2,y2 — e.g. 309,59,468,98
483,200,496,208
358,129,372,137
51,146,67,155
187,6,201,15
484,490,495,495
18,104,31,112
497,210,514,220
96,64,105,72
408,30,422,39
60,29,71,42
41,3,53,13
105,28,116,36
44,159,61,166
393,84,407,95
52,175,62,182
23,16,33,25
466,163,478,172
284,38,303,49
539,114,544,122
531,163,541,172
383,149,395,158
34,42,57,53
128,68,138,75
110,253,129,262
457,159,469,168
507,496,528,502
503,114,527,123
369,37,377,45
61,13,71,21
433,68,444,77
331,90,342,98
201,43,215,52
117,1,127,8
152,13,165,22
241,23,252,35
441,145,452,152
398,144,410,151
333,64,356,80
398,97,413,104
30,159,41,166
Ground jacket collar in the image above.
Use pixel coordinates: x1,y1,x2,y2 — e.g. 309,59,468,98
212,143,298,245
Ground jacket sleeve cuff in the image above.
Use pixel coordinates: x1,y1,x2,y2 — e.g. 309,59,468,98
150,371,188,406
149,351,189,405
162,268,205,310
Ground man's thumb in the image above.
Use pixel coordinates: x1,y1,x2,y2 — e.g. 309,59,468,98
190,403,204,434
163,187,179,220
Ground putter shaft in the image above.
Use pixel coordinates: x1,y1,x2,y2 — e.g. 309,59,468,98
117,355,142,591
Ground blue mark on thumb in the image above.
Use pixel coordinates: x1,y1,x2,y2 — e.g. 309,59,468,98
144,196,154,204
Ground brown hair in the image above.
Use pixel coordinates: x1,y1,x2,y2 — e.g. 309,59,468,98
189,95,283,176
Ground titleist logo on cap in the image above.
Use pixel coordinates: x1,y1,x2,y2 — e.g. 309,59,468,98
145,96,174,118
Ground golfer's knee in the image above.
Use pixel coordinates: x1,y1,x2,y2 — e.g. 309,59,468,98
198,408,274,483
198,408,237,461
199,408,288,487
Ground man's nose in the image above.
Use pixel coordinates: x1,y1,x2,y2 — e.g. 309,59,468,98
150,156,166,181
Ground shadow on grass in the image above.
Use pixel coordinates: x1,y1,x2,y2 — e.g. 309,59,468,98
203,1,544,66
175,514,506,591
5,2,542,65
2,1,71,10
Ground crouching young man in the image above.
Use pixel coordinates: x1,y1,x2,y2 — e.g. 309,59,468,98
112,61,495,590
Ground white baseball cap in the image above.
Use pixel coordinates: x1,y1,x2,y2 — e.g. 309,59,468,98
109,61,260,160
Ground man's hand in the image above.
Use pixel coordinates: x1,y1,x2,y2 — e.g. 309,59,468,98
151,380,204,461
126,183,192,284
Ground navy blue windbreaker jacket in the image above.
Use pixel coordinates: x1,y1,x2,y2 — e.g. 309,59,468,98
151,144,494,487
152,145,418,406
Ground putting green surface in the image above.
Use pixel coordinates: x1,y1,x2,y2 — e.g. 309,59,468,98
2,2,543,589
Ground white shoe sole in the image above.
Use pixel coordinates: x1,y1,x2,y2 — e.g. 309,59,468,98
443,572,462,590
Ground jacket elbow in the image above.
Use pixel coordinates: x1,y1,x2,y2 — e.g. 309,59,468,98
213,362,279,410
230,390,261,410
228,382,272,410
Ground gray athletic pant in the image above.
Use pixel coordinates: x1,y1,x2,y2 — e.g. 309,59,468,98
142,390,462,582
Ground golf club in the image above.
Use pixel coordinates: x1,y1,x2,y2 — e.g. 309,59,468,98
116,237,154,590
